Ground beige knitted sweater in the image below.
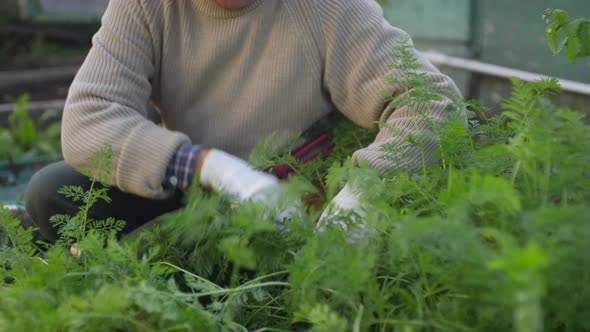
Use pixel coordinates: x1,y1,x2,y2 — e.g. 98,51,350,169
62,0,460,199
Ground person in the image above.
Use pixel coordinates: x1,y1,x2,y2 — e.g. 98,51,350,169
25,0,460,242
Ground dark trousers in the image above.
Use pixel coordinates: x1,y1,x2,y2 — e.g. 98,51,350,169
25,161,184,242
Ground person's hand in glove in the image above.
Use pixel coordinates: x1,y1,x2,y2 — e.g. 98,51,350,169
197,148,303,224
317,183,367,241
197,148,280,201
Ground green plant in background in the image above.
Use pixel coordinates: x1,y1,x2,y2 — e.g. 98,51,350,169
544,9,590,67
0,93,61,162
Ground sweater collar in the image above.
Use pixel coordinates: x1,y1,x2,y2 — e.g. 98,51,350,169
192,0,264,19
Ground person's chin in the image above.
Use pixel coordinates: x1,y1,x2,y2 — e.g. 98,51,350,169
211,0,256,10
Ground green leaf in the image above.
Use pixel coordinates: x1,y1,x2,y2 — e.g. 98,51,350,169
544,9,590,66
220,236,257,270
565,35,580,65
552,9,569,25
576,20,590,56
43,122,62,138
546,24,560,54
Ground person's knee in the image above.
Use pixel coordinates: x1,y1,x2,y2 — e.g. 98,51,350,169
26,164,58,211
25,162,81,241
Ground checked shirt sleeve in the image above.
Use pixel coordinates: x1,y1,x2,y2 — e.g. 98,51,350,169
164,144,203,190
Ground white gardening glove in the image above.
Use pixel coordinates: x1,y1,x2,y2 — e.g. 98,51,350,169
317,183,367,240
199,149,304,228
199,149,280,202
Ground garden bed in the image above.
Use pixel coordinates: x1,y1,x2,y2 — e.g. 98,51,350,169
1,64,589,332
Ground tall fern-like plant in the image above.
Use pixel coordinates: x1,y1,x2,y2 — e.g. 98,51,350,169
49,145,126,248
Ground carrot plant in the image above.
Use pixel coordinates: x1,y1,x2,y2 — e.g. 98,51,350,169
48,145,126,249
1,28,590,332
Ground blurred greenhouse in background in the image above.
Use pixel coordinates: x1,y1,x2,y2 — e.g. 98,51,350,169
1,0,107,23
1,0,588,111
381,0,590,113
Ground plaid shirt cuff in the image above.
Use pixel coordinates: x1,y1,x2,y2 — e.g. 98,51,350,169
164,144,202,190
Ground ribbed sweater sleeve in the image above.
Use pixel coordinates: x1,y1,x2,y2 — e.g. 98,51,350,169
313,0,462,174
61,0,190,199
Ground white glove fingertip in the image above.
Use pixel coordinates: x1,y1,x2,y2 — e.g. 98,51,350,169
330,184,362,211
316,183,365,235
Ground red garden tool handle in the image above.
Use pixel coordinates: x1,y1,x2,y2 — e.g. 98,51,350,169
270,132,335,179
